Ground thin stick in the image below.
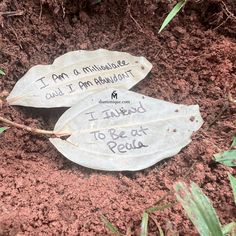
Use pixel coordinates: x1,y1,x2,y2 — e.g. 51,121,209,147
214,16,229,30
206,103,228,129
39,2,43,20
221,1,236,21
0,116,67,137
0,10,24,17
126,0,144,33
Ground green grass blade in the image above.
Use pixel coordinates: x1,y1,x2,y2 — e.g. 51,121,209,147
156,223,165,236
214,150,236,167
159,0,186,33
174,182,223,236
100,215,123,236
0,127,8,134
231,136,236,148
0,69,5,76
146,202,173,214
222,222,236,235
140,212,149,236
228,174,236,205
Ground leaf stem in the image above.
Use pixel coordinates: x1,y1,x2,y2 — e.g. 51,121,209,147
0,116,66,137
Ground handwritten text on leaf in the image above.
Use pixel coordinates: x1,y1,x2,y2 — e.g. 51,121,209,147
7,49,152,108
50,89,203,171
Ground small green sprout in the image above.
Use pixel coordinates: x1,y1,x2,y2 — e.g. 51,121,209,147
228,174,236,205
159,0,187,33
100,215,123,236
214,136,236,167
140,212,149,236
101,213,150,236
101,201,173,235
0,127,8,134
231,136,236,148
0,69,5,76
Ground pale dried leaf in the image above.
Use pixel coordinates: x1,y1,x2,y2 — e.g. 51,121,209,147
7,49,152,108
50,89,203,171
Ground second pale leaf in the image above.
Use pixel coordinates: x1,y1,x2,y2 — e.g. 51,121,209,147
7,49,152,107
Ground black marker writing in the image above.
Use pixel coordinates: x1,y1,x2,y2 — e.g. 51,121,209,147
107,139,148,154
78,81,93,90
52,73,69,83
45,88,64,100
131,126,149,137
36,77,49,89
102,101,146,119
66,83,75,93
108,128,127,140
85,112,98,122
73,69,80,76
94,70,134,86
82,60,129,74
90,131,106,140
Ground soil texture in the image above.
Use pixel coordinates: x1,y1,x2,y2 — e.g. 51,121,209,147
0,0,236,235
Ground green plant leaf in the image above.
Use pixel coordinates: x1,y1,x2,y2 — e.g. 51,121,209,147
222,222,236,235
146,202,173,214
0,127,8,134
214,150,236,167
159,0,186,33
140,212,149,236
231,136,236,149
174,182,223,236
0,69,5,76
228,174,236,205
100,215,123,236
156,223,165,236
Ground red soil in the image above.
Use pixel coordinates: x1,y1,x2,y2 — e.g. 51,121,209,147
0,0,236,235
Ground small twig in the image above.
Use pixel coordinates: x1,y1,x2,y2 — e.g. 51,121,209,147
60,1,66,19
126,0,144,33
149,215,165,235
214,16,230,30
39,2,43,20
206,103,228,130
183,160,197,179
205,93,235,130
152,191,173,206
0,10,24,17
9,25,23,49
0,116,67,137
129,14,143,32
221,1,236,22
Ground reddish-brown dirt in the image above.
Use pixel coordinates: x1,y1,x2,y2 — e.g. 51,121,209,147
0,0,236,235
